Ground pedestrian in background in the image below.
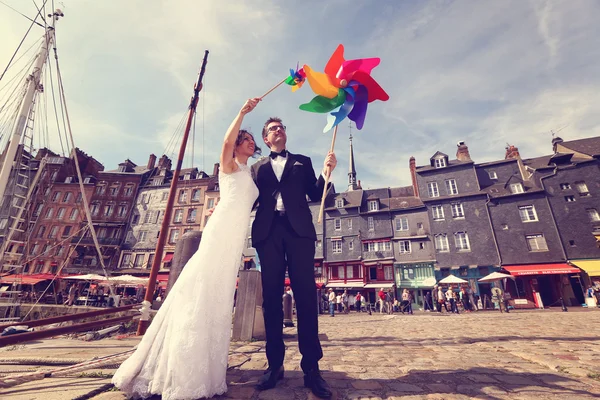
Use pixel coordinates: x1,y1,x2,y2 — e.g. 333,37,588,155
328,288,336,317
355,292,362,312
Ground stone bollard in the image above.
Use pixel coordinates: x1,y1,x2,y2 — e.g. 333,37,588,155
283,293,294,327
166,231,202,298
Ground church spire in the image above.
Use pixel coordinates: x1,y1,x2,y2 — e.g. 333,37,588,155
348,123,358,191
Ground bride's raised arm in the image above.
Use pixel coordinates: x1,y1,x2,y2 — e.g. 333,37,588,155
220,98,260,174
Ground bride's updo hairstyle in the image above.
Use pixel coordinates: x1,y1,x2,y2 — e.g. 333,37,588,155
234,129,262,158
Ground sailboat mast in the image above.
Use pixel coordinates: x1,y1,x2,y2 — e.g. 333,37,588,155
137,50,209,335
0,9,63,200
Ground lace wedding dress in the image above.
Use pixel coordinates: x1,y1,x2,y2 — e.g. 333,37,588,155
112,161,258,399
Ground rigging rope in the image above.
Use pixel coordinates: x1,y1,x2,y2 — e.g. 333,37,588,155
0,0,46,83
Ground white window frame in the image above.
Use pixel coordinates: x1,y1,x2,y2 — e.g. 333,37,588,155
395,217,409,231
384,265,393,280
445,179,458,195
518,205,538,222
336,199,343,208
560,183,571,190
368,216,374,231
526,234,548,252
432,205,444,220
565,195,576,202
334,218,341,230
435,234,449,252
169,229,179,243
69,208,78,220
575,181,590,196
434,157,446,168
427,182,439,198
454,232,471,251
451,203,464,218
338,265,345,279
346,265,354,279
174,209,183,223
488,171,498,180
332,240,342,254
348,240,354,251
368,200,379,211
139,230,148,242
510,183,524,194
398,240,411,254
587,208,600,222
347,219,352,229
56,207,66,220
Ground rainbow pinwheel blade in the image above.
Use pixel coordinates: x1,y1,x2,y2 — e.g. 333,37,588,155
324,44,345,78
348,85,368,129
349,70,389,102
323,88,356,132
299,90,346,113
303,65,339,99
337,58,381,80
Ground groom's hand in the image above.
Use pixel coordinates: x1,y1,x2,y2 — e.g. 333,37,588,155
323,151,337,176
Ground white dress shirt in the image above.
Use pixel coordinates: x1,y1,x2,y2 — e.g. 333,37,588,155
270,151,327,212
270,154,287,211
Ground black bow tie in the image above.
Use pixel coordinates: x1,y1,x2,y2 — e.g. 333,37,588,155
270,149,287,159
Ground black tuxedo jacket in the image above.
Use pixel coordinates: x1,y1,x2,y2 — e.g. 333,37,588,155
251,152,326,246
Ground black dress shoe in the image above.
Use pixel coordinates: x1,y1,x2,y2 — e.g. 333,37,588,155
256,366,284,390
304,369,332,399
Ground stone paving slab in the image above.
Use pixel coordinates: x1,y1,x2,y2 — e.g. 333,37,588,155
1,309,599,399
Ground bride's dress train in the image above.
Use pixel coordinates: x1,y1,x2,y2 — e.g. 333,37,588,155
112,161,258,399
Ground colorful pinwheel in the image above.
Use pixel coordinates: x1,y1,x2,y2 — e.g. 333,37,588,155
284,64,306,92
299,44,389,132
260,64,306,99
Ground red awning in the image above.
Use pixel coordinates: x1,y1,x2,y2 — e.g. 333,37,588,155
244,257,253,262
0,275,51,285
503,264,580,276
162,253,174,263
157,273,170,282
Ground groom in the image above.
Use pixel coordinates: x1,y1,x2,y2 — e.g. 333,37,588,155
251,117,336,399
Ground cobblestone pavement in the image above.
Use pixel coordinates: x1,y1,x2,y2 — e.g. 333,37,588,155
2,309,600,399
221,309,600,400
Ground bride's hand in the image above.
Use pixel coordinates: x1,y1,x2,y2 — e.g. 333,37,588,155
240,98,260,115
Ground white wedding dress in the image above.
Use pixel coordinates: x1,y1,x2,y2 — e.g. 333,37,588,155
112,161,258,399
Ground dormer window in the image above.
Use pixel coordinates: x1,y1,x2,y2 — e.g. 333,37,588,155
509,183,524,194
488,171,498,180
434,157,446,168
368,200,379,211
336,199,343,208
118,166,127,172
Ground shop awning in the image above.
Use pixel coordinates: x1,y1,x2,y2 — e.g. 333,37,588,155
0,275,51,285
243,257,253,262
570,260,600,277
326,282,365,288
364,282,394,289
157,273,170,282
503,264,580,276
162,253,174,263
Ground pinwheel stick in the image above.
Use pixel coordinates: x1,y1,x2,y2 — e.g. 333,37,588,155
317,125,338,224
260,77,287,100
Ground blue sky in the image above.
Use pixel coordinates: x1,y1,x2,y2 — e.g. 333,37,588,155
1,1,599,190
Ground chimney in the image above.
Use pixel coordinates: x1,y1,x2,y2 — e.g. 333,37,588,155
456,141,471,161
147,154,157,170
213,162,220,177
409,156,419,197
157,155,171,170
552,136,564,153
357,180,362,189
505,145,520,160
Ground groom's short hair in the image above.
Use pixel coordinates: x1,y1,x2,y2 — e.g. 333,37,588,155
262,117,283,139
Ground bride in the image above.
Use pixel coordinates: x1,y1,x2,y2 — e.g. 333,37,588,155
112,98,262,399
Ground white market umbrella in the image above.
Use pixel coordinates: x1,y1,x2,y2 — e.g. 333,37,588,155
478,272,514,283
106,275,148,284
438,275,468,285
64,274,106,281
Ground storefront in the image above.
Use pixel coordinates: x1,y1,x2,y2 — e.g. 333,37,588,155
570,260,600,307
435,265,499,300
394,262,436,310
503,263,583,308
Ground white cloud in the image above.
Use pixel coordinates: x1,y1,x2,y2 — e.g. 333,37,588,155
1,0,599,191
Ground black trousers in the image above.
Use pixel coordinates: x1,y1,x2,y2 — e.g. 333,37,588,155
255,214,323,373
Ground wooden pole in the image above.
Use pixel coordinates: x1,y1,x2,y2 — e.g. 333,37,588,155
260,77,287,100
137,50,209,335
317,125,338,224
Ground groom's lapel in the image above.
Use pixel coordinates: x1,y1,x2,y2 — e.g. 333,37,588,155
259,157,278,185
